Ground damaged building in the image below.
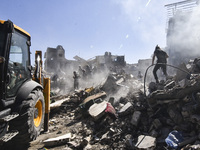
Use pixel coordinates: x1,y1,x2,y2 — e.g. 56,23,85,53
44,46,126,73
44,45,79,73
25,1,200,150
95,51,126,68
44,45,67,73
44,46,128,93
29,56,200,150
3,0,200,150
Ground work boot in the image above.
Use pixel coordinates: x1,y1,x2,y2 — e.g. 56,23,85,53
156,79,159,84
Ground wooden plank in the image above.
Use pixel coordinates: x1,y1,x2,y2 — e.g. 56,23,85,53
83,91,106,104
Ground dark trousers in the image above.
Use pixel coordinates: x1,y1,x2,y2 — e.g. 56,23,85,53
153,63,167,81
74,79,79,90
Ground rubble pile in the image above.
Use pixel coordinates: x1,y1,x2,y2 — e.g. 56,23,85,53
30,62,200,150
146,74,200,149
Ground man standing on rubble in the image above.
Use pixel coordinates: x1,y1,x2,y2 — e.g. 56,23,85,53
73,71,80,90
85,65,92,79
152,45,169,83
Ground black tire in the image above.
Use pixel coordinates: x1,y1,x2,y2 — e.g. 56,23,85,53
10,89,45,144
0,122,8,138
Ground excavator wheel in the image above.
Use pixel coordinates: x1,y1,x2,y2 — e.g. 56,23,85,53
10,89,44,144
0,122,8,138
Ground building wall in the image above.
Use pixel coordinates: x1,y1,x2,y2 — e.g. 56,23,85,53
44,45,67,73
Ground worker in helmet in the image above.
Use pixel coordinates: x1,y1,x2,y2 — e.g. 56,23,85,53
152,45,169,83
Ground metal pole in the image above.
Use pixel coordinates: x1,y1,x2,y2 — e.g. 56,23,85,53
43,77,50,132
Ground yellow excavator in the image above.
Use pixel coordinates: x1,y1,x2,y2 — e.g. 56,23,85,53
0,20,50,145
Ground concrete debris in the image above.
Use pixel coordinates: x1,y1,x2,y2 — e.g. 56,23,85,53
118,102,133,116
182,143,200,150
43,133,71,147
29,57,200,150
135,135,156,149
50,97,70,110
80,91,106,110
88,100,107,120
101,74,119,93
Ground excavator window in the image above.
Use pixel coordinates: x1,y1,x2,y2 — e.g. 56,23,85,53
0,27,6,56
6,30,31,97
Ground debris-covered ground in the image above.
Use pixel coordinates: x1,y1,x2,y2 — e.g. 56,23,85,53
4,58,200,150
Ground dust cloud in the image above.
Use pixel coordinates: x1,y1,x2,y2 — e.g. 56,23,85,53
167,4,200,65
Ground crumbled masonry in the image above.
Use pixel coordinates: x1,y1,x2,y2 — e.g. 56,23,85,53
26,58,200,150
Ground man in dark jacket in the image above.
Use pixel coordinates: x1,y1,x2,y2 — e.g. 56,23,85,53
73,71,80,90
152,45,169,83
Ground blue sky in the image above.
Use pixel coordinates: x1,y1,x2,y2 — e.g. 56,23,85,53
1,0,180,64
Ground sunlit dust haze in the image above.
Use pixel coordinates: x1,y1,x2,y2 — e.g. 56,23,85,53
167,4,200,65
1,0,180,64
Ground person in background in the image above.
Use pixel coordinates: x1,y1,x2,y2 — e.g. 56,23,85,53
73,71,80,90
85,65,92,79
137,71,143,81
152,45,169,83
82,69,86,80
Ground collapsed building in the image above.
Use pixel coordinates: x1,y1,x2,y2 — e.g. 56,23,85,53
35,1,200,149
44,46,128,93
44,46,126,73
29,57,200,149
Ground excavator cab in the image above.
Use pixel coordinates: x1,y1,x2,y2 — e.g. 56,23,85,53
0,20,32,105
5,24,31,98
0,20,49,146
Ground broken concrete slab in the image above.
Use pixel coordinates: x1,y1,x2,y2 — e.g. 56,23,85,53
43,133,72,147
118,102,133,116
148,75,200,107
50,97,70,110
83,91,106,104
79,91,106,110
135,135,156,149
88,100,107,120
101,74,119,93
116,77,124,85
